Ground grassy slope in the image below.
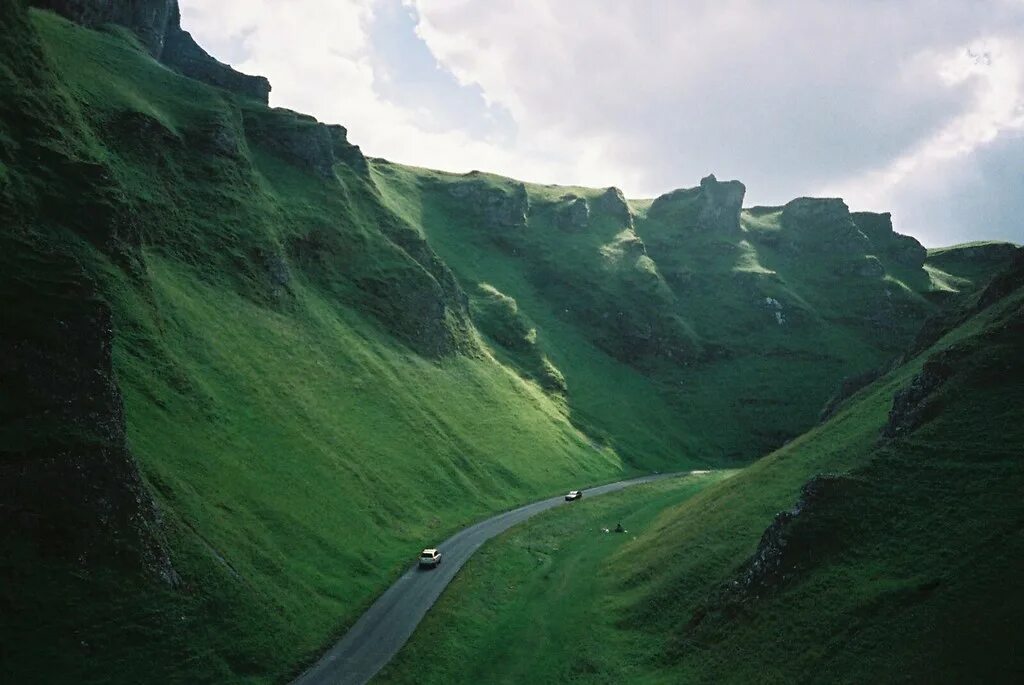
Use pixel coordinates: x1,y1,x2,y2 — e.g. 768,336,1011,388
3,12,629,684
375,259,1023,683
372,163,1011,465
378,471,736,684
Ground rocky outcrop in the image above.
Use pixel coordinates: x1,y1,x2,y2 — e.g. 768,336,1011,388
696,174,746,233
780,197,870,256
448,177,530,229
819,367,884,422
242,108,367,178
592,186,633,227
852,212,926,269
729,474,857,597
557,195,590,231
30,0,271,103
883,350,962,438
648,174,745,234
0,249,177,583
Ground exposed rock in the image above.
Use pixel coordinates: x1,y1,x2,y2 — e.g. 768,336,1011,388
592,186,633,227
696,174,746,233
852,212,926,268
448,179,529,229
731,474,856,595
242,108,367,179
780,197,870,255
30,0,271,102
648,174,745,234
0,252,178,584
557,195,590,231
883,349,962,438
618,232,648,259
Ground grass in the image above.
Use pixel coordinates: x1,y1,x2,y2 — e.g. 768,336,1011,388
377,471,736,684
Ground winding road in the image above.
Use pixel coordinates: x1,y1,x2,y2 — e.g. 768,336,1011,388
291,472,678,685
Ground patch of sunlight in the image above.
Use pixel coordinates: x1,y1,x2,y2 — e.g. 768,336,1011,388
732,240,776,274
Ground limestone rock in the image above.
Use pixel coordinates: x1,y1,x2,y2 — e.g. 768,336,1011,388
557,195,590,231
648,174,745,234
852,212,926,268
593,187,633,227
449,179,529,229
242,109,367,179
696,173,746,233
780,197,870,255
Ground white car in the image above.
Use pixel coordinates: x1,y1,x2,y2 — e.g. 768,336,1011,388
565,490,583,501
419,548,442,568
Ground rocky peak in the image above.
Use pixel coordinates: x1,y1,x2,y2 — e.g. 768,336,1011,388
648,174,745,234
697,173,745,233
780,197,870,255
851,211,927,269
30,0,271,103
593,187,633,227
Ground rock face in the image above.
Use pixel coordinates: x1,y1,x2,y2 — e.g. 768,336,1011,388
781,197,870,255
30,0,271,103
449,177,530,230
593,187,633,227
696,174,746,233
242,108,367,178
883,350,961,438
731,474,856,596
852,212,926,269
557,195,590,231
0,254,177,584
647,174,745,234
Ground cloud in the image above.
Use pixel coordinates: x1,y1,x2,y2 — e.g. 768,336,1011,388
178,0,1024,246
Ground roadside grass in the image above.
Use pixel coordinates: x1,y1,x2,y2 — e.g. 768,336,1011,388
377,471,736,684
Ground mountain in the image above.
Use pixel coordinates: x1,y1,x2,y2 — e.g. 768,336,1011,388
0,2,1017,683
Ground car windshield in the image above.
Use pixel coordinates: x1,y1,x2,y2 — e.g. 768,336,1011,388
421,552,434,557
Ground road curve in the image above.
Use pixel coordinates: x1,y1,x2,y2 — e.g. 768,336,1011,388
291,472,679,685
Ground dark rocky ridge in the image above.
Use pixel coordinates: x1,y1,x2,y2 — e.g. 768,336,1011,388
648,174,745,235
30,0,271,102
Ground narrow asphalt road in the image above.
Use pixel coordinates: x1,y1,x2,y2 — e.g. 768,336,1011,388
291,472,679,685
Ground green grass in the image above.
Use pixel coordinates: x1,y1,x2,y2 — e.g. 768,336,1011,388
378,471,736,684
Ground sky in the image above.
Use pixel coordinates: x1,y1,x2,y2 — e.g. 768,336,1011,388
178,1,1024,247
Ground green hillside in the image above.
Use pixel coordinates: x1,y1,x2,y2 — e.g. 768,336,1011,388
381,251,1024,683
0,2,1018,684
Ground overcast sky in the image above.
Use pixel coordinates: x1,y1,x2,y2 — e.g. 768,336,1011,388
179,1,1024,246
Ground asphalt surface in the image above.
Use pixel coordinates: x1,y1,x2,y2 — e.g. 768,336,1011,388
291,472,678,685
